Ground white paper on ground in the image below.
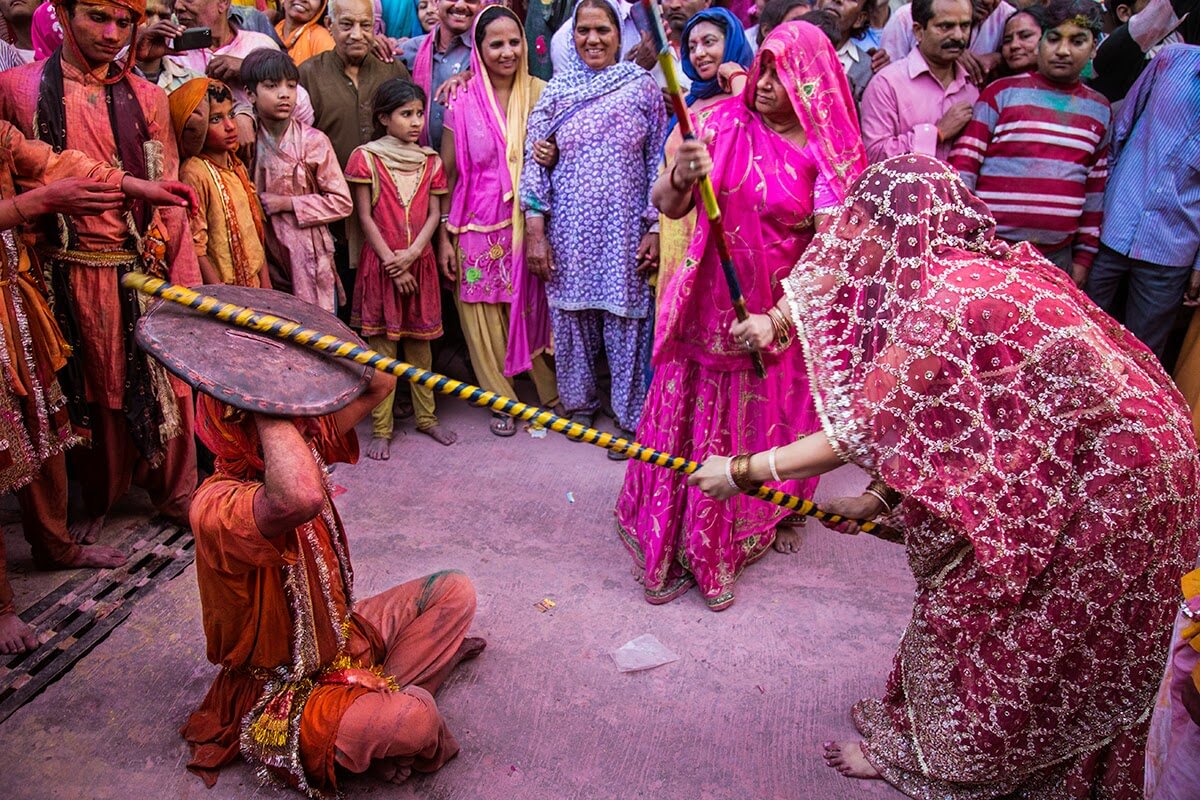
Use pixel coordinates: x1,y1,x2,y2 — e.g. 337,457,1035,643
611,633,679,672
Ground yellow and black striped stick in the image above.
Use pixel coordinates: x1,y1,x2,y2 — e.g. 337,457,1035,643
121,273,880,535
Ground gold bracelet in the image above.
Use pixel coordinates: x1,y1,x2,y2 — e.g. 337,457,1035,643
731,453,763,493
866,478,902,512
12,195,30,224
768,306,792,345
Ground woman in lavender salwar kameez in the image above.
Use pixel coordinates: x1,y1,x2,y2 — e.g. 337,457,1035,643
615,22,868,610
439,6,559,437
519,0,666,449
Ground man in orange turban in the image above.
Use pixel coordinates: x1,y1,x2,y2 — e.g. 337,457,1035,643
0,0,202,547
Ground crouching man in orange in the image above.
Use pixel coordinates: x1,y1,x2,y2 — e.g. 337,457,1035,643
138,286,484,796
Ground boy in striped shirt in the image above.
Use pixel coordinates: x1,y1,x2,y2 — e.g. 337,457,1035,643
950,0,1111,287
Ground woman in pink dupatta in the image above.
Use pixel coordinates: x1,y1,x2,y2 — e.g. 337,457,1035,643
614,22,868,611
690,155,1199,797
438,5,558,437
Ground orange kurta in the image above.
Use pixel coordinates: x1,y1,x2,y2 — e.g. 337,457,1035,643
0,120,126,490
0,57,201,407
182,407,471,794
180,153,267,287
0,120,129,612
182,414,378,793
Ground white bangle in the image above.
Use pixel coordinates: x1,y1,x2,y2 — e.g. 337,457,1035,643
723,457,738,490
767,446,782,483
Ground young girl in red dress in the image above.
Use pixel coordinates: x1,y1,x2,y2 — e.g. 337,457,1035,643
347,78,457,459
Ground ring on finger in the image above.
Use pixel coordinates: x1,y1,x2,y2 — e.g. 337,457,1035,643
689,159,697,170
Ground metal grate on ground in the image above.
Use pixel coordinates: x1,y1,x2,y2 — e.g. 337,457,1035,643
0,520,195,724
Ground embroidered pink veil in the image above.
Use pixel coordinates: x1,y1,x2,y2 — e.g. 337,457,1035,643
784,155,1199,788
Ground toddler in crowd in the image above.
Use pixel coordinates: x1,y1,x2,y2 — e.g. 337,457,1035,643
242,49,353,312
178,79,270,289
348,77,457,458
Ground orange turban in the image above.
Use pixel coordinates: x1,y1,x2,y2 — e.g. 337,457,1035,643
55,0,150,84
93,0,147,21
168,77,212,149
59,0,147,23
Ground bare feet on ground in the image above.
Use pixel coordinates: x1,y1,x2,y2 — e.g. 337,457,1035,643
823,741,881,779
456,636,487,664
368,756,415,784
419,424,457,446
773,525,802,554
69,516,105,544
61,545,127,569
0,612,38,654
366,436,391,460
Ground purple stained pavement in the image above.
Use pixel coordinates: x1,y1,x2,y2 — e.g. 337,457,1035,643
0,391,913,800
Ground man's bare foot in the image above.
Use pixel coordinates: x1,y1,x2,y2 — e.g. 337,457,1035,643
418,424,457,446
0,612,38,654
456,636,487,663
69,516,105,544
60,545,127,569
424,636,487,695
366,436,391,461
823,741,881,779
368,756,415,784
773,525,802,554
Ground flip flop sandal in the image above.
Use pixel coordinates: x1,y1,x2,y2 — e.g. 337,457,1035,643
490,413,517,437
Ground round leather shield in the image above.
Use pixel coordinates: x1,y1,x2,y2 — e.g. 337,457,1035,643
135,285,373,416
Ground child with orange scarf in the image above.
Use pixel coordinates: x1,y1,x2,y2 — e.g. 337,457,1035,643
172,78,271,289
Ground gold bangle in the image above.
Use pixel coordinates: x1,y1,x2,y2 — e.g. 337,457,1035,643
768,306,792,345
731,453,763,493
866,479,902,512
12,195,30,224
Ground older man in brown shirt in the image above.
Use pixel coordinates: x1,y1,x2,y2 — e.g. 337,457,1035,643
299,0,408,318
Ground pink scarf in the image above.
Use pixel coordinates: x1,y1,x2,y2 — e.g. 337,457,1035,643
655,21,867,370
411,25,438,147
443,6,550,373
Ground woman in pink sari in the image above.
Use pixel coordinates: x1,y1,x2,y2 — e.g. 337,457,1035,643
437,5,559,437
615,21,868,611
691,155,1200,797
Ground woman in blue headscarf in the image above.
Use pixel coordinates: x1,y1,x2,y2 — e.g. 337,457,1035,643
656,7,755,316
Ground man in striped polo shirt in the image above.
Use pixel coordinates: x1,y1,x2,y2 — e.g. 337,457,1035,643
949,0,1110,287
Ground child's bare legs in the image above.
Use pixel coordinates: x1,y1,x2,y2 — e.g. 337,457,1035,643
404,339,456,446
367,335,402,460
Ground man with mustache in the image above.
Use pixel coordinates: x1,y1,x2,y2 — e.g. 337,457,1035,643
881,0,1014,84
133,0,204,92
860,0,979,162
0,0,202,548
399,0,481,151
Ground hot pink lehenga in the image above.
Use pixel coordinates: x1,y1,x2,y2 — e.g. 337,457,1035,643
615,23,868,610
